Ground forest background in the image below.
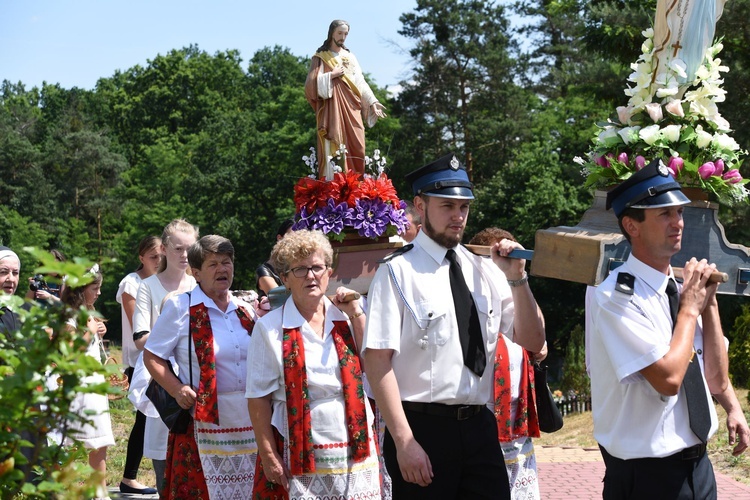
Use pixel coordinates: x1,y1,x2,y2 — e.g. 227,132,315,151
3,0,750,388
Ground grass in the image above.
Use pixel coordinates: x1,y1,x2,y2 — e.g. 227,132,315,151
535,388,750,486
97,346,750,488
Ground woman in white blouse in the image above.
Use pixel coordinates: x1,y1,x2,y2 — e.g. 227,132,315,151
246,230,382,498
129,219,198,492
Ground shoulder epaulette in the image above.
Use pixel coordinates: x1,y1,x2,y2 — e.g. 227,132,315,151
379,244,414,263
615,272,635,295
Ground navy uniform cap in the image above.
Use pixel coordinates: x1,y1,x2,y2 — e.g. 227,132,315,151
606,159,690,218
405,153,474,199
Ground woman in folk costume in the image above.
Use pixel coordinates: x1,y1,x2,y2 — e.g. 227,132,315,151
470,228,547,500
246,229,381,499
144,235,262,499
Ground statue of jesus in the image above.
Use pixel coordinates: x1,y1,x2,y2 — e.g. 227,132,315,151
304,20,387,179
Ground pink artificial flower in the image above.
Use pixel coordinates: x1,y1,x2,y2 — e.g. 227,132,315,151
698,162,716,179
668,156,684,175
645,103,663,123
713,158,725,176
723,169,743,184
616,106,632,125
617,152,629,165
664,99,685,118
635,156,647,170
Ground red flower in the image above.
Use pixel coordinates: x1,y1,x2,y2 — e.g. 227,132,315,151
294,177,332,212
358,174,399,205
329,170,363,207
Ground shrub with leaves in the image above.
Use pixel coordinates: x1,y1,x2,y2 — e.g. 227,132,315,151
0,249,121,498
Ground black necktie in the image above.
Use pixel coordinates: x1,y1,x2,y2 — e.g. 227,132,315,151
666,278,711,442
446,249,486,376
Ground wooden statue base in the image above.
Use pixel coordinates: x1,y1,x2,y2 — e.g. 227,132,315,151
326,236,402,295
531,190,750,295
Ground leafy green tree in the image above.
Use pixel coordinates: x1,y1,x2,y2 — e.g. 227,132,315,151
391,0,532,187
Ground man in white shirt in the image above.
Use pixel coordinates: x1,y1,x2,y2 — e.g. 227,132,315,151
586,159,729,499
364,153,545,499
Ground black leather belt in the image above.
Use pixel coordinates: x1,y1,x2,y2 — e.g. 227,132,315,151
402,401,483,421
668,443,707,461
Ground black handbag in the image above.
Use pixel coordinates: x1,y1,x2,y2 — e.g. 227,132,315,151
145,305,194,434
534,362,564,433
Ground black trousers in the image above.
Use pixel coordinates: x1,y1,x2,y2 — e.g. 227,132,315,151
600,445,717,500
123,366,146,480
384,405,509,500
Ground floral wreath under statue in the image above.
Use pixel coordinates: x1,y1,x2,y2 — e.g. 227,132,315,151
579,27,749,205
293,145,408,242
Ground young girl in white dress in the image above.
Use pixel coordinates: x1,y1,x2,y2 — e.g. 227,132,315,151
61,266,114,500
116,235,162,494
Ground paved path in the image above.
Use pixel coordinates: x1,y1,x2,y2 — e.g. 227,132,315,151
107,446,750,499
536,445,750,499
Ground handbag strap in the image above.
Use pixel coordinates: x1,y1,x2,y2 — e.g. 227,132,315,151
187,291,193,387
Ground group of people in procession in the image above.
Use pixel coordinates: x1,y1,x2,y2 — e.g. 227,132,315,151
2,11,749,500
3,150,748,500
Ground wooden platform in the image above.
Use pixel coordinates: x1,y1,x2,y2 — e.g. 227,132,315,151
531,190,750,295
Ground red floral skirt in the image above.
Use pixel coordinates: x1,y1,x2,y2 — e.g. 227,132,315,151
162,420,209,500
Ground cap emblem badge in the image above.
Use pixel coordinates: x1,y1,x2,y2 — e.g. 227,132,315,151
450,156,460,170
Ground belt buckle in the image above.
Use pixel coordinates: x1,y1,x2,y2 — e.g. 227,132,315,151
681,444,703,460
456,405,474,421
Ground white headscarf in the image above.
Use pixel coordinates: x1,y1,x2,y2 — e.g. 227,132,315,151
0,247,20,267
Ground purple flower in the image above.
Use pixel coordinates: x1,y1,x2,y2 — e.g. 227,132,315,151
635,156,647,170
352,198,389,238
713,159,725,176
667,157,684,177
595,155,608,168
387,201,410,235
723,169,743,184
311,199,353,235
617,152,629,165
698,162,716,179
292,207,313,230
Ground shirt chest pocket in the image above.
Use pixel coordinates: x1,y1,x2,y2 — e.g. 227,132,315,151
412,298,450,346
474,295,499,346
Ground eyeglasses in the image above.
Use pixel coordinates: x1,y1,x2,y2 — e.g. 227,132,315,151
287,265,328,278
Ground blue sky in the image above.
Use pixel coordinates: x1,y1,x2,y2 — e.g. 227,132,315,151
0,0,418,91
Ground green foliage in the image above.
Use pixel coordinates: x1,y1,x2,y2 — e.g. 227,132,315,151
559,324,591,396
0,250,121,498
728,304,750,388
391,0,532,187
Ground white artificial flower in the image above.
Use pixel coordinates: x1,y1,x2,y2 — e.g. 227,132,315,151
642,28,654,39
618,126,641,145
689,98,719,119
695,126,713,149
713,133,740,151
668,59,687,79
573,156,586,166
711,114,731,131
661,124,682,143
639,124,662,146
373,149,381,160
